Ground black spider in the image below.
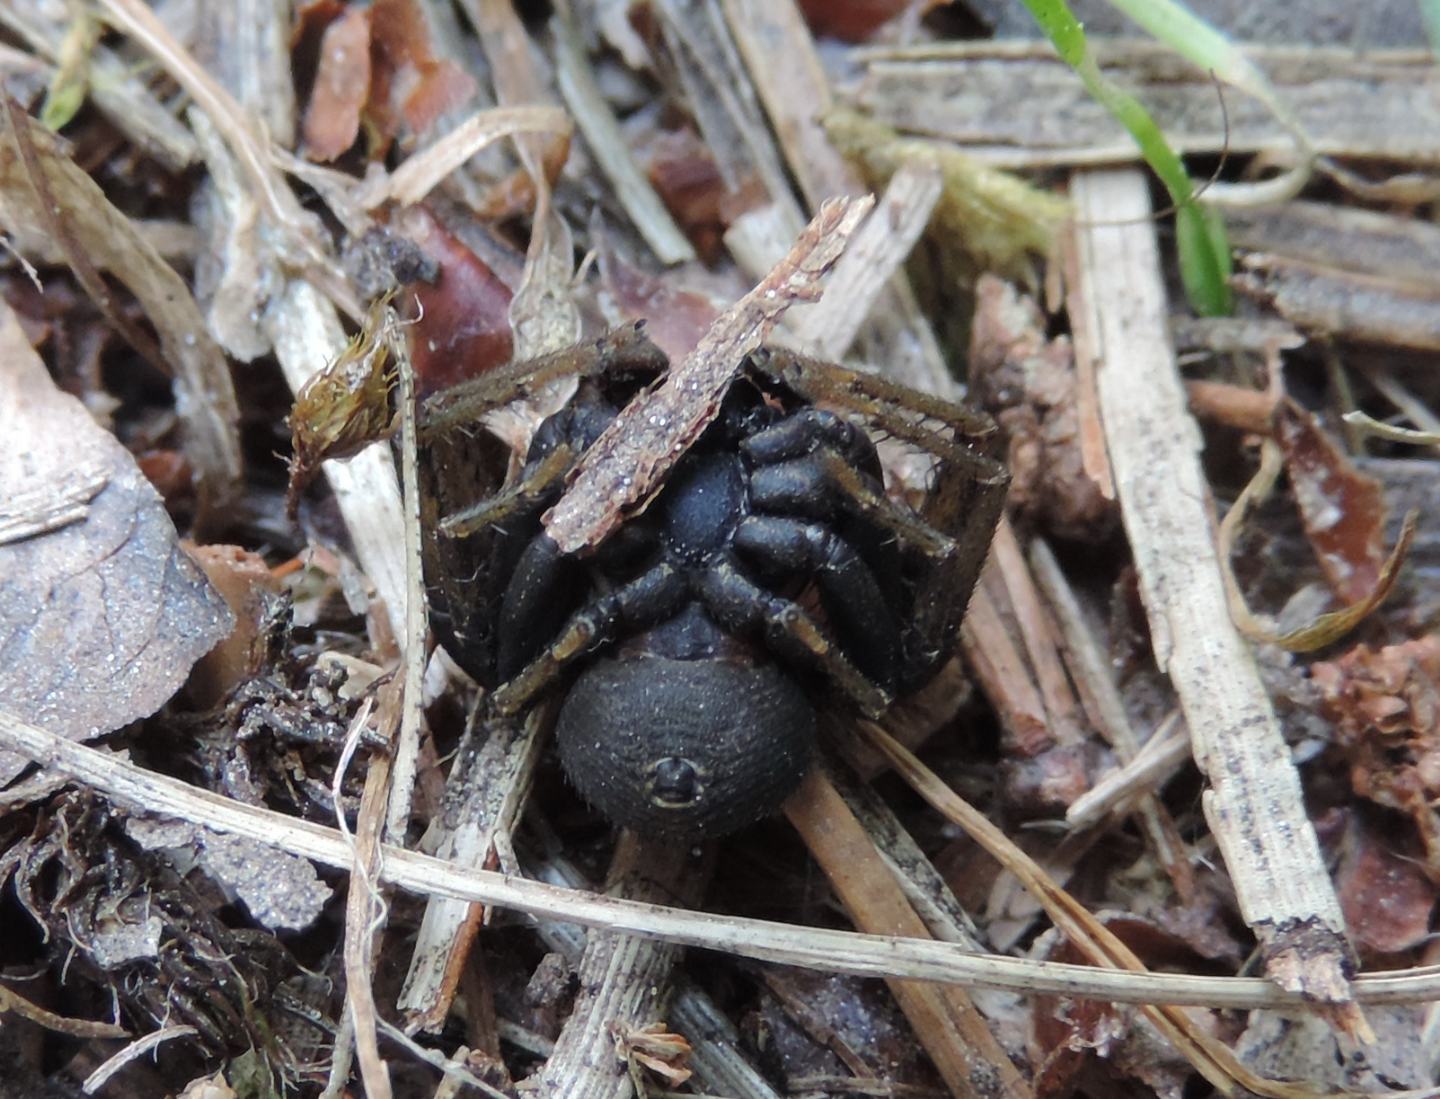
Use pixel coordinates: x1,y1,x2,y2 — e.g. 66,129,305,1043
418,324,1008,837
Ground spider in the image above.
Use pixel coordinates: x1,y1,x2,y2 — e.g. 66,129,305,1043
417,324,1008,837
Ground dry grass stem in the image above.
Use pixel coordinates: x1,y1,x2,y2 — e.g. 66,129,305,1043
16,705,1440,1009
358,105,572,210
853,722,1351,1099
552,5,694,265
81,1026,199,1094
1066,713,1191,830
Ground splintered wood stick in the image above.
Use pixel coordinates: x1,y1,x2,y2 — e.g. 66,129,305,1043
1069,169,1360,1024
785,767,1032,1099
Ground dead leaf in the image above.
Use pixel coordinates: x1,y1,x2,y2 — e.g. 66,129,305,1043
1274,399,1388,603
0,104,242,506
302,4,372,161
369,0,479,143
397,206,514,396
1334,812,1436,956
126,817,332,932
1218,439,1416,652
1313,636,1440,876
0,303,233,785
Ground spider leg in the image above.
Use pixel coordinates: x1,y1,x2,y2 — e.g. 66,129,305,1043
745,347,1009,691
696,555,890,718
733,515,900,692
418,322,666,440
439,444,573,539
489,561,688,717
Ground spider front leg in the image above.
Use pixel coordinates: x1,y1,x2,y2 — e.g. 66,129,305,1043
746,348,1009,692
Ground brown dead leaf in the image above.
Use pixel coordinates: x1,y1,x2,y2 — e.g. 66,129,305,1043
397,206,514,396
1274,398,1388,603
369,0,478,142
184,544,284,707
597,232,721,361
796,0,913,41
1313,636,1440,877
1334,811,1436,957
1218,439,1416,652
302,4,372,161
0,303,233,785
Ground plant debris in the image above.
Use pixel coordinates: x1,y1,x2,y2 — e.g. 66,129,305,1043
1,4,1438,1098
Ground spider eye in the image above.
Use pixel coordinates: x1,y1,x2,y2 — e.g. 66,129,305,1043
648,757,703,807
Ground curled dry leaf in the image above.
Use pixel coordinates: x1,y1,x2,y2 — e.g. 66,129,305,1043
1218,439,1416,652
0,305,233,785
1274,399,1387,604
1313,636,1440,877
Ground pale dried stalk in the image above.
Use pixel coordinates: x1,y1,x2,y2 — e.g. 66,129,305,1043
552,3,694,265
1070,168,1354,1010
357,105,572,210
1067,713,1191,829
787,163,942,360
536,833,709,1099
528,855,781,1099
9,706,1437,1009
1028,537,1195,897
398,708,548,1029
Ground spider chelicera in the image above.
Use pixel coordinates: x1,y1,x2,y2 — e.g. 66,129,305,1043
417,324,1008,837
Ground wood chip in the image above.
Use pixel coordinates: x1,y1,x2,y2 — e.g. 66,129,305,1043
544,194,873,554
852,42,1439,168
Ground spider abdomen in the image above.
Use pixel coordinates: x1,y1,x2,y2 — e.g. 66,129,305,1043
554,649,815,836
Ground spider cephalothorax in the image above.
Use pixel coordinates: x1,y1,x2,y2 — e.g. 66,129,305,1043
418,325,1008,836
